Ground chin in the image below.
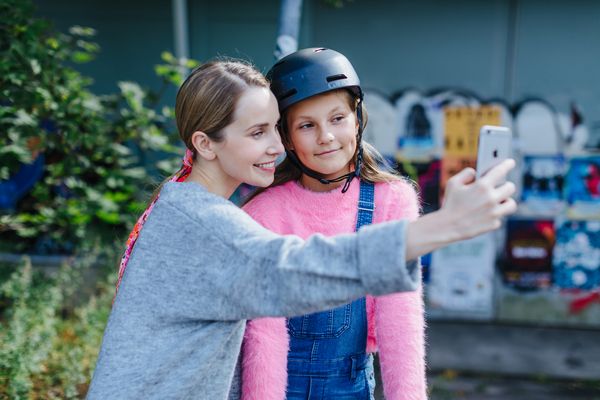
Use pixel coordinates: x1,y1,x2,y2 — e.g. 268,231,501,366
247,177,274,188
318,166,349,177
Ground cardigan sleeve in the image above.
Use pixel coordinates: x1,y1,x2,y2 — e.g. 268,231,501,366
374,179,427,400
119,189,420,321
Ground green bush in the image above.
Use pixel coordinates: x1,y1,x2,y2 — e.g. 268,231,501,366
0,258,65,399
0,253,116,399
0,1,199,397
0,0,197,254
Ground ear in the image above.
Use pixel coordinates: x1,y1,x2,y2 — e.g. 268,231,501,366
191,131,216,161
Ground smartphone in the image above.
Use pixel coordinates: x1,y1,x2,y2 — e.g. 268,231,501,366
476,125,512,181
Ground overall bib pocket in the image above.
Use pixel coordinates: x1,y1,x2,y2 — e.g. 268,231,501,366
287,303,352,339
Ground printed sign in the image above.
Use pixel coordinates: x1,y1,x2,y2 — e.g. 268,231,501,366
395,159,440,214
503,218,555,289
427,232,496,318
565,155,600,218
440,106,501,200
521,155,567,215
553,219,600,290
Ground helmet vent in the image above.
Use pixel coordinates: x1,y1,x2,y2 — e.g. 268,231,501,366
326,74,347,83
279,88,298,101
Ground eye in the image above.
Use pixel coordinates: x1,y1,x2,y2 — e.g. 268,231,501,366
332,114,345,123
250,130,264,138
298,122,313,130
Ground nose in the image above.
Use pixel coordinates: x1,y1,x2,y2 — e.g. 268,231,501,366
317,127,334,144
267,130,285,155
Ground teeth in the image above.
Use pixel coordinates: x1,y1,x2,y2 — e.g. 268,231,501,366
255,162,275,168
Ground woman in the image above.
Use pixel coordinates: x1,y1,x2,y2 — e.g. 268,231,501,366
87,59,516,400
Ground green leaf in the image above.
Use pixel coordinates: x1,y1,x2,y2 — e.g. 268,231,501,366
30,59,41,75
118,81,145,112
46,37,59,49
12,109,37,126
0,144,33,163
77,39,100,53
185,58,200,69
154,65,171,77
68,25,96,37
96,210,120,224
160,51,175,63
82,96,103,113
110,143,132,156
71,51,95,63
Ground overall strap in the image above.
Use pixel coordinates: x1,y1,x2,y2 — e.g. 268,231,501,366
355,180,375,231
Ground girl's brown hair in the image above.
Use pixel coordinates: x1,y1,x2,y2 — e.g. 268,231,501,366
246,90,402,203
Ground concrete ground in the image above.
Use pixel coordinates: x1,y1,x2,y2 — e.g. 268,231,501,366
371,357,600,399
427,371,600,400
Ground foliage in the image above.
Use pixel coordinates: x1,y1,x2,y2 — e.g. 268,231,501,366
0,0,198,254
0,1,198,395
0,252,116,399
0,258,64,399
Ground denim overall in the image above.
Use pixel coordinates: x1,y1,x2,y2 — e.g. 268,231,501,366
286,181,376,400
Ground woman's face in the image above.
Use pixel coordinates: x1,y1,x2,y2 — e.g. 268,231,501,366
286,90,358,182
212,86,284,188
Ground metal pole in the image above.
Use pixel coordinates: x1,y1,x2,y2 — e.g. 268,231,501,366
172,0,190,74
504,0,520,102
274,0,303,60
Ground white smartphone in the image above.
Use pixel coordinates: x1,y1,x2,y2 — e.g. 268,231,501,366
476,125,512,180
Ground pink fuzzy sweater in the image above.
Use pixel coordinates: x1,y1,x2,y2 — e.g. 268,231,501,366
241,178,426,400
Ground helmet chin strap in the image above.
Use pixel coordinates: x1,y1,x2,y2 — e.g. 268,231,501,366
287,97,365,194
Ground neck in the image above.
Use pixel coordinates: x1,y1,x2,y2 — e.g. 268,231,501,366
185,161,239,199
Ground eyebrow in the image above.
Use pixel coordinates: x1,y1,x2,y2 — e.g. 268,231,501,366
245,122,269,132
292,107,346,121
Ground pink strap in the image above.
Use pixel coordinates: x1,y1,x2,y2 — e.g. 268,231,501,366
115,149,194,294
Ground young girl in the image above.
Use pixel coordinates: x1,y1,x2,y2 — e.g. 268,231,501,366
241,48,425,400
88,59,517,400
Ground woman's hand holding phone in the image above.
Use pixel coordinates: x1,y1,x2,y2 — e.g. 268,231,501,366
406,159,517,261
441,159,517,238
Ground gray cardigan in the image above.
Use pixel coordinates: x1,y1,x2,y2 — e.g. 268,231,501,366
87,181,420,400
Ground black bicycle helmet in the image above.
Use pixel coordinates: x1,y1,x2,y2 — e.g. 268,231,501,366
267,47,363,112
266,47,365,192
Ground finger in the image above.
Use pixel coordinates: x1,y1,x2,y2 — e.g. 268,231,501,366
480,159,516,186
494,197,518,217
448,167,476,187
493,181,516,202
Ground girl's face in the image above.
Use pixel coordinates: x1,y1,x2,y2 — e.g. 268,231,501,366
286,90,358,184
212,86,284,188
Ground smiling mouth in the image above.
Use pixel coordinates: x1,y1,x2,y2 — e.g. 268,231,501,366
254,161,275,169
315,148,341,156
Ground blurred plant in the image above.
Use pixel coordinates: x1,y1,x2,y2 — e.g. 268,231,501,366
0,0,198,254
0,257,69,399
35,258,115,399
0,251,117,399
